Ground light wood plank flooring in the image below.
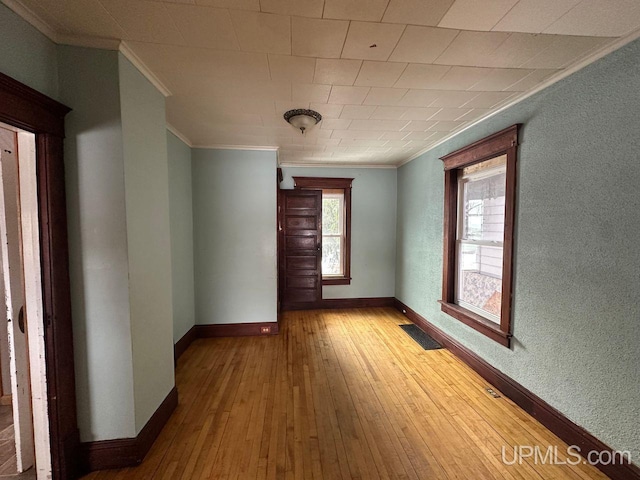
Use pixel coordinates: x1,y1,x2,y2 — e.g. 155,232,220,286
82,308,608,480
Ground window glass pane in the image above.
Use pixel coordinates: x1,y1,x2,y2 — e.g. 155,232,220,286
461,159,506,243
322,236,342,275
322,196,342,235
457,243,503,323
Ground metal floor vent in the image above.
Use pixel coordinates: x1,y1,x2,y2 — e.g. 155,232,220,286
399,324,442,350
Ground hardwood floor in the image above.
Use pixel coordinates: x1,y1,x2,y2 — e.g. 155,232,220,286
82,308,608,480
0,405,35,479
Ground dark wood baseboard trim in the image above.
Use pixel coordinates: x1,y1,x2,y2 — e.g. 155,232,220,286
283,296,395,311
196,322,279,338
393,299,640,480
82,386,178,472
0,395,11,406
174,325,196,363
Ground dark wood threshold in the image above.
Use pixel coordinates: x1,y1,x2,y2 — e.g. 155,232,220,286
394,299,640,480
81,386,178,472
282,296,394,311
439,301,511,347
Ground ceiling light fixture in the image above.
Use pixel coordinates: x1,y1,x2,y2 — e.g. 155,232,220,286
283,109,322,135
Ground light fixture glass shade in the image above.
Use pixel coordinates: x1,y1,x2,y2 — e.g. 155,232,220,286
283,109,322,134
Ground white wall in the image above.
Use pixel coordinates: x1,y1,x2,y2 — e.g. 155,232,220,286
167,132,195,342
192,149,277,325
280,167,397,299
119,56,175,433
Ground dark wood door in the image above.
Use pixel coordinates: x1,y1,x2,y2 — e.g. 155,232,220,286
281,189,322,309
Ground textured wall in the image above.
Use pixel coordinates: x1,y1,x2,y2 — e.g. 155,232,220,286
281,167,397,299
396,37,640,462
167,132,195,342
119,55,175,434
192,149,277,325
0,4,59,100
58,47,136,441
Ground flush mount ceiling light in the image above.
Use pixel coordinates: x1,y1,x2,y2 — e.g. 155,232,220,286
283,109,322,135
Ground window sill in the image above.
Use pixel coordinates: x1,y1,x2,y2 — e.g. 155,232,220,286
438,301,511,347
323,277,351,286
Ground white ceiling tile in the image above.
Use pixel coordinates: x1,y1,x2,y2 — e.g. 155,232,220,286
321,118,352,130
383,0,454,26
370,106,408,120
230,10,291,54
339,139,388,147
331,130,384,139
99,0,184,43
400,107,441,120
323,0,390,22
429,108,472,121
430,91,480,108
503,69,557,91
313,59,362,85
354,61,407,87
340,105,377,119
363,87,408,105
401,120,438,131
467,68,534,91
543,0,640,36
292,17,349,58
22,0,126,38
165,4,238,49
196,0,259,10
520,36,611,69
260,0,324,18
348,119,409,131
394,64,451,89
434,31,511,66
455,108,491,121
389,26,459,64
311,103,344,118
436,67,493,90
292,84,332,103
342,22,406,61
397,89,441,107
430,120,466,131
460,91,514,108
492,0,580,33
438,0,519,31
269,55,316,83
403,131,437,141
328,86,371,104
480,33,558,68
379,131,410,140
276,100,309,114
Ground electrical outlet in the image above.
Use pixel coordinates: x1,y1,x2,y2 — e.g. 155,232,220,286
485,387,501,398
260,326,271,335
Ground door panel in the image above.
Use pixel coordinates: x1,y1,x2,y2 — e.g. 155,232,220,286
281,189,322,309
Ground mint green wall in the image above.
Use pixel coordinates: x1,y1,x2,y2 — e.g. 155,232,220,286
58,46,136,441
192,149,277,325
396,37,640,461
0,4,58,100
118,56,175,434
280,167,396,299
167,132,195,342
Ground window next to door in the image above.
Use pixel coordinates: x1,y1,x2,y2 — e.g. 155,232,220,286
293,177,353,285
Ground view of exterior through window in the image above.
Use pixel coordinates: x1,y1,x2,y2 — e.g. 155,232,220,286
456,155,506,324
321,191,344,276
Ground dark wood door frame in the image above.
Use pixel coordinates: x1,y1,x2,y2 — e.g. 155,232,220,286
0,72,79,479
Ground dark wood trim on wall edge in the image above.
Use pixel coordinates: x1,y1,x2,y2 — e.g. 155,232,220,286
393,298,640,480
81,386,178,472
174,325,197,363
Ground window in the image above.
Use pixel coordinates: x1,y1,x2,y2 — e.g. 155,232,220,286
293,177,353,285
440,125,519,347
